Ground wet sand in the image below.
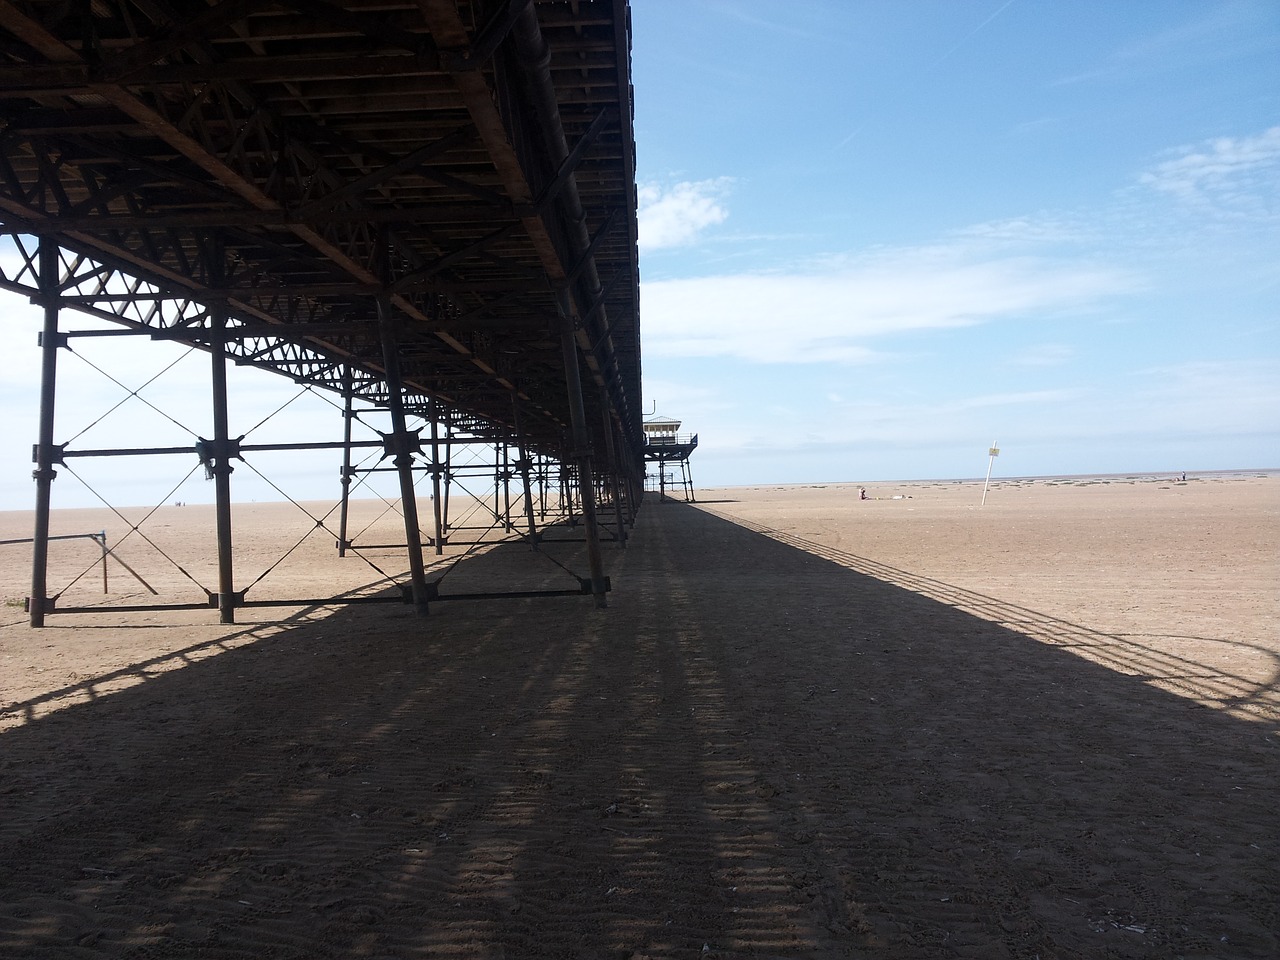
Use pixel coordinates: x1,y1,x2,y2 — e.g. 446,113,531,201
1,474,1277,957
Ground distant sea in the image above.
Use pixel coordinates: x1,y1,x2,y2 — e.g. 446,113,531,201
708,468,1279,489
919,468,1279,484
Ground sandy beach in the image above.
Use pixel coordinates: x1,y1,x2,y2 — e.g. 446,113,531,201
1,473,1277,957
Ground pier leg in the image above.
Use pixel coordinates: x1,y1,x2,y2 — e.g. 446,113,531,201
376,295,430,615
493,442,503,524
561,457,574,525
599,388,627,548
502,440,512,532
210,307,236,624
429,400,444,555
558,296,607,607
29,239,61,627
624,449,639,523
442,414,452,536
512,396,539,548
337,364,354,557
540,454,548,519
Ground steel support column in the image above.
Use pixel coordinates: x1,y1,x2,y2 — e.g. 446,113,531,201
29,238,61,627
512,395,539,548
376,295,430,615
492,442,501,524
210,306,236,624
442,414,453,536
558,302,607,607
599,388,627,548
622,446,639,525
429,400,444,555
560,457,574,525
502,440,512,532
539,454,548,519
337,364,354,557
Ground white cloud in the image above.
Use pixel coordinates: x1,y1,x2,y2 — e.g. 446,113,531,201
1010,344,1075,367
642,242,1134,364
952,216,1090,246
1128,359,1280,435
1139,126,1280,219
637,178,732,251
954,389,1081,410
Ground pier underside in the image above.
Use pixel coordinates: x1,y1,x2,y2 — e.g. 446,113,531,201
0,0,643,621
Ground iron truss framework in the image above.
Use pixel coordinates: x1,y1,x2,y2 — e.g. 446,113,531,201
643,434,698,502
0,0,644,623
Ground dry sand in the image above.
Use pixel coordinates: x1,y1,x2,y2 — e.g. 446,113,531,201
0,473,1277,957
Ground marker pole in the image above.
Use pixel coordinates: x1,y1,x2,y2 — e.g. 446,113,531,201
981,441,1000,506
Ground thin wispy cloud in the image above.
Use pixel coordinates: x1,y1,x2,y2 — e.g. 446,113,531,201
643,242,1134,364
1010,344,1075,367
929,0,1020,71
1139,126,1280,219
1054,3,1279,86
1132,359,1280,433
637,178,732,251
952,216,1090,247
835,0,1020,150
707,2,836,46
955,388,1080,410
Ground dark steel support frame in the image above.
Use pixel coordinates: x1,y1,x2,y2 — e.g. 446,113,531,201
18,237,628,623
512,395,540,547
337,364,355,557
558,294,607,608
428,400,445,555
376,292,431,616
28,237,60,627
209,303,237,624
600,387,628,548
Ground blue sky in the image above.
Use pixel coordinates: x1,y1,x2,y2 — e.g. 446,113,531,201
1,1,1278,510
632,0,1279,484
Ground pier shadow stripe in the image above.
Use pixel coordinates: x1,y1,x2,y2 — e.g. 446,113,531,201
0,502,1276,958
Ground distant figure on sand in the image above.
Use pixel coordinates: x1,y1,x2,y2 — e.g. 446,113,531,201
859,487,868,500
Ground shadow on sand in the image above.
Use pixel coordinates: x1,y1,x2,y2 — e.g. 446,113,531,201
0,502,1276,958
